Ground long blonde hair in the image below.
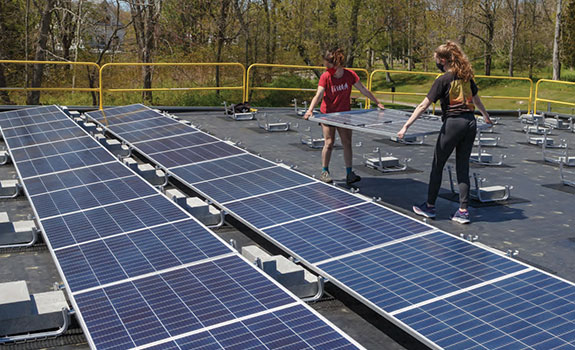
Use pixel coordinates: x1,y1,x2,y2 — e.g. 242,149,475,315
435,41,474,82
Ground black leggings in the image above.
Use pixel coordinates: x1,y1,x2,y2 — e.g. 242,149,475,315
428,114,477,209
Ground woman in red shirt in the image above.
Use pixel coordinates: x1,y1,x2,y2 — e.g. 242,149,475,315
304,48,384,185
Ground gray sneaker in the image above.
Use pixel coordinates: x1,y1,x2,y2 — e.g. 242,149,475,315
319,171,333,184
346,171,361,185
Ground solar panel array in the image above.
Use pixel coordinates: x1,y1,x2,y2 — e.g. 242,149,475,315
87,104,575,349
309,109,491,137
0,106,364,350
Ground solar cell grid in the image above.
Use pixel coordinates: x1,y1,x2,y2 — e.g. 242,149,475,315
41,194,189,249
5,126,85,149
86,104,149,124
193,166,315,203
262,202,433,264
24,162,135,196
171,154,275,185
396,269,575,350
151,141,244,168
223,182,365,229
109,116,181,134
31,175,157,219
114,123,195,143
73,255,296,349
0,105,61,120
55,219,232,292
164,304,361,350
11,136,100,162
0,110,68,129
138,132,217,155
16,148,116,178
318,232,528,313
3,119,76,137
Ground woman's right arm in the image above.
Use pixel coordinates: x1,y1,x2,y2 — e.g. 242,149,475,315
304,86,325,120
397,97,432,139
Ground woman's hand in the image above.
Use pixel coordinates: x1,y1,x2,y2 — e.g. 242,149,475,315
397,125,408,139
483,114,493,125
303,110,313,120
377,103,385,110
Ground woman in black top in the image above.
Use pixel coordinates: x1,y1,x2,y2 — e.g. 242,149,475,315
398,41,492,224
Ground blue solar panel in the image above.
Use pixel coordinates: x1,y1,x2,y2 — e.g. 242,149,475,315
2,119,77,137
55,219,232,292
74,255,296,349
109,115,181,134
136,132,217,155
0,105,61,120
24,162,134,196
85,104,150,124
41,194,189,249
224,182,364,229
318,232,527,313
10,136,100,161
31,176,157,218
16,148,115,178
151,141,245,168
193,166,314,203
0,106,64,128
263,202,433,264
114,123,195,143
396,270,575,350
171,153,275,184
166,304,361,350
4,127,86,149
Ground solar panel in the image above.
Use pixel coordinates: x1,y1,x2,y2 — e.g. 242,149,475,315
317,232,528,313
149,141,245,168
74,255,302,348
55,219,233,292
11,136,101,161
171,153,276,184
310,109,491,137
5,126,86,149
16,148,116,178
223,182,365,229
114,123,196,143
1,106,362,350
0,108,68,129
395,269,575,349
85,104,150,125
262,202,433,264
2,119,77,137
192,166,315,203
24,162,135,196
30,175,158,218
137,132,218,155
109,115,183,134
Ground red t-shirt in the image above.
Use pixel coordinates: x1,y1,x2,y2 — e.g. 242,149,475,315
318,69,360,113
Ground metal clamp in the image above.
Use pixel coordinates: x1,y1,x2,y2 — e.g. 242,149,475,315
301,276,327,303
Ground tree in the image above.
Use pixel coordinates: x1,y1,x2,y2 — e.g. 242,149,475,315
507,0,520,76
27,0,55,105
563,0,575,68
552,0,563,79
469,0,502,76
127,0,163,103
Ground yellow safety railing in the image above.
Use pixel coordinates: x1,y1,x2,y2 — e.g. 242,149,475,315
367,69,441,109
99,62,246,110
0,60,100,93
245,63,370,105
473,75,533,113
533,79,575,114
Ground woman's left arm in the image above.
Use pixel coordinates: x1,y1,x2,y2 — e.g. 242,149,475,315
353,81,385,109
472,95,492,124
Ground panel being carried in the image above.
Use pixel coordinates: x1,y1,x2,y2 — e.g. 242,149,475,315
86,104,575,350
0,105,364,350
310,109,491,137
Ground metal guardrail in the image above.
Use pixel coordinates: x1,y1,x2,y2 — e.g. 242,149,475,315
98,62,246,110
367,69,440,109
534,79,575,114
244,63,370,105
474,75,533,113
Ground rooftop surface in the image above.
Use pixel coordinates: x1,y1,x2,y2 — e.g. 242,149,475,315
1,106,574,349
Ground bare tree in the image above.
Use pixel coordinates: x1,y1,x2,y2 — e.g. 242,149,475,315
27,0,55,105
552,0,563,80
507,0,520,76
469,0,501,75
214,0,231,95
128,0,163,103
